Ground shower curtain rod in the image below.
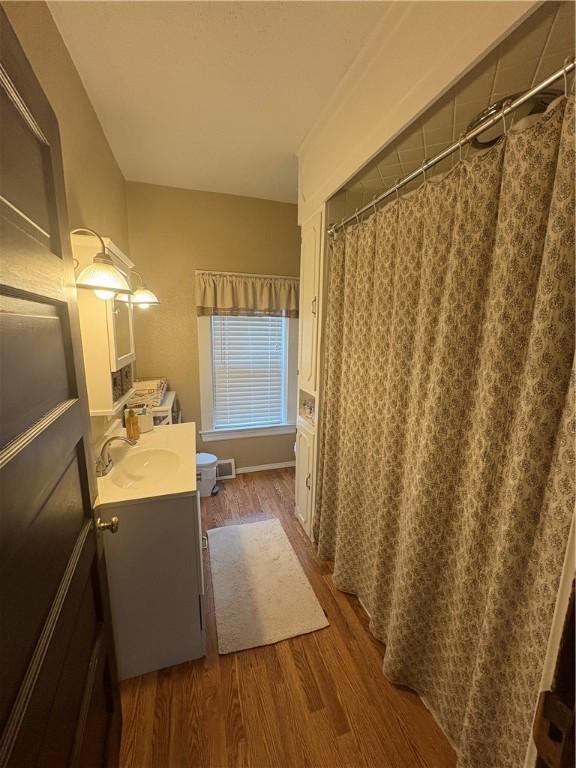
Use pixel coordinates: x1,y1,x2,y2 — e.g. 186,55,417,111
328,57,575,237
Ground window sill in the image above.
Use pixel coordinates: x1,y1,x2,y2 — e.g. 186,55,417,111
200,424,296,442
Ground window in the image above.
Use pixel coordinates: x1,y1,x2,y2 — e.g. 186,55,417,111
212,315,286,430
197,314,297,440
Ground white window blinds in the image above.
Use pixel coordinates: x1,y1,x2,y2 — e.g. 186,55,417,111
211,315,287,430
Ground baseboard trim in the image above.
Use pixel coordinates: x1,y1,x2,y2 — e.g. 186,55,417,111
236,461,295,474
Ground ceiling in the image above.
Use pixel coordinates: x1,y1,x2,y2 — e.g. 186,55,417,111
49,1,388,204
331,1,575,222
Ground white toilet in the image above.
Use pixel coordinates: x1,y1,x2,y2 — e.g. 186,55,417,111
196,452,218,497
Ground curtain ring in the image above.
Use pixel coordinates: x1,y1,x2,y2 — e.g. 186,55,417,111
372,196,378,216
394,178,401,201
355,209,360,225
563,57,572,98
421,160,427,183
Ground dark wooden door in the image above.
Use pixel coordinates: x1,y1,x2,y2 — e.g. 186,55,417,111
0,9,122,767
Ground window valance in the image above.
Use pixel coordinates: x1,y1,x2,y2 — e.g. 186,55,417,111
195,270,299,318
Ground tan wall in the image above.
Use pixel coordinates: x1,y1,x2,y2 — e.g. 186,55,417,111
126,181,300,468
4,2,300,465
3,1,131,446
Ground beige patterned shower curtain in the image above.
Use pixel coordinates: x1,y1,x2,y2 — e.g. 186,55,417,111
315,94,575,768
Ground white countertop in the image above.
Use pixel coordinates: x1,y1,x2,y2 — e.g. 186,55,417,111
95,422,197,509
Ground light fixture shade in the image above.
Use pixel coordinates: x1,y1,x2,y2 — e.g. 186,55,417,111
75,255,132,295
131,287,160,306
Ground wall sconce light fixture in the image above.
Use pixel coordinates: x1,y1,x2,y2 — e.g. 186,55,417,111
118,271,160,309
71,227,133,300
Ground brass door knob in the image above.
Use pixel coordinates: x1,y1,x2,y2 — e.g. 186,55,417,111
96,516,120,534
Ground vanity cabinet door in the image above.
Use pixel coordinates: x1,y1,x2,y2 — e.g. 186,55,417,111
102,494,206,680
298,209,323,396
195,491,205,596
295,424,315,534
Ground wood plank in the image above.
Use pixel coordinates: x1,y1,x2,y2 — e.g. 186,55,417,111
118,673,157,768
151,666,173,768
119,469,457,768
289,635,324,714
220,654,248,768
274,640,338,768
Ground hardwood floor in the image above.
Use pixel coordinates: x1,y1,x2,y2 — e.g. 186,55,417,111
119,469,456,768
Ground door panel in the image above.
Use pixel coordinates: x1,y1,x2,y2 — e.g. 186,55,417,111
0,87,52,233
0,454,86,730
0,9,121,768
37,576,99,768
298,210,322,395
295,426,313,530
73,651,115,768
0,217,61,297
1,403,83,558
5,525,95,767
0,293,72,445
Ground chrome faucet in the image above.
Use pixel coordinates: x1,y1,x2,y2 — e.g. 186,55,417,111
96,436,137,477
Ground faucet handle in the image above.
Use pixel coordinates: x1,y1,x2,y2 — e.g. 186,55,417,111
95,454,112,478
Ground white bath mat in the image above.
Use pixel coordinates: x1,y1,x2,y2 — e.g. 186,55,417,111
207,518,329,654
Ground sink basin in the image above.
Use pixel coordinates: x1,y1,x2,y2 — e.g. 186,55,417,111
110,448,181,490
95,422,197,507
